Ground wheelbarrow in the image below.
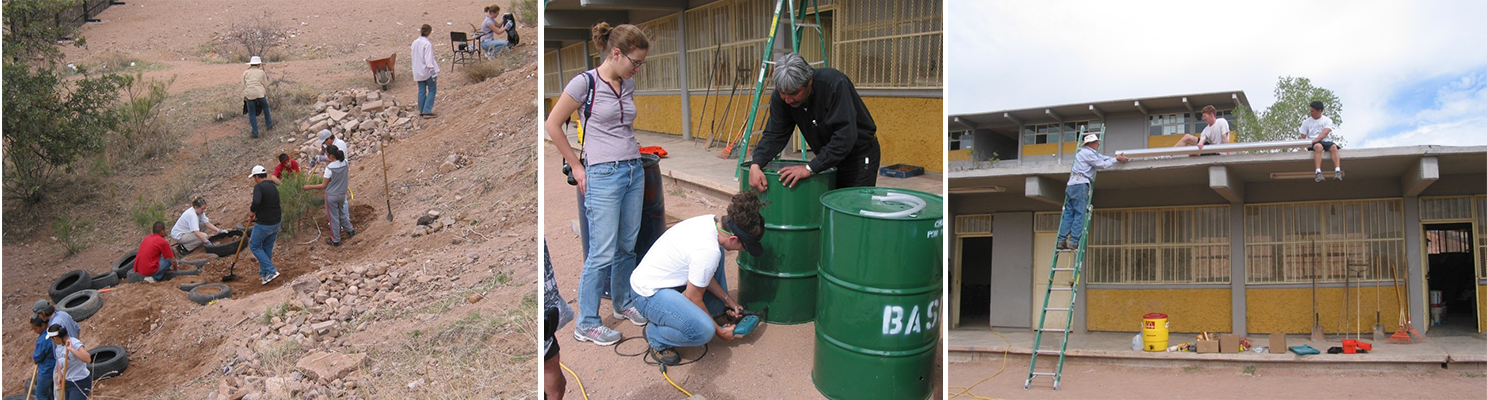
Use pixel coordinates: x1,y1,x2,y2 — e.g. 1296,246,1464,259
367,53,397,91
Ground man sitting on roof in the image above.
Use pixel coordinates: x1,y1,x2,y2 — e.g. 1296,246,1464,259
1172,105,1229,156
1300,100,1342,182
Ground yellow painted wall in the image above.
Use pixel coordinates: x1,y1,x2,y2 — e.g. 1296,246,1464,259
1021,142,1078,157
1246,286,1404,334
628,94,944,173
1148,134,1183,148
1087,288,1231,333
1479,285,1486,333
948,148,972,162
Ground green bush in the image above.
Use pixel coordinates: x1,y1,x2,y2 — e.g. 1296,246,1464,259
277,172,322,238
52,214,93,257
115,72,177,161
130,197,168,233
514,0,537,27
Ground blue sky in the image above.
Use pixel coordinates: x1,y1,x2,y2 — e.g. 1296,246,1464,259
946,0,1487,148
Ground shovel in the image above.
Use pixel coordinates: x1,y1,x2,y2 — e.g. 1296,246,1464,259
1374,263,1386,341
379,134,394,221
222,224,251,282
1310,240,1325,342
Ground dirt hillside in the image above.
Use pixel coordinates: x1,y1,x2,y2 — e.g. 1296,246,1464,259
2,1,538,398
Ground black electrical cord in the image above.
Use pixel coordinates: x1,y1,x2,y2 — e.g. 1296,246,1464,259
612,325,711,367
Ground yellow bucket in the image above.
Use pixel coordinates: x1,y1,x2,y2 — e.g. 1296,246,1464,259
1142,313,1169,352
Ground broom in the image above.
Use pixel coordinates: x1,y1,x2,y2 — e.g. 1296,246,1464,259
1387,259,1425,344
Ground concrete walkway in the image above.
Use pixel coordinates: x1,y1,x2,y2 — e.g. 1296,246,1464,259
949,328,1487,371
549,127,943,200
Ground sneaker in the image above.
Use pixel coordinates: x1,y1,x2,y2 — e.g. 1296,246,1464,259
143,277,157,283
573,325,622,346
651,347,680,366
1335,169,1344,181
1315,171,1324,182
174,243,189,255
343,230,356,239
326,239,341,247
263,271,280,285
615,306,649,326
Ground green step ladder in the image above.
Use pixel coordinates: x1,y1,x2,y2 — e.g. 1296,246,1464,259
1025,134,1099,390
731,0,827,177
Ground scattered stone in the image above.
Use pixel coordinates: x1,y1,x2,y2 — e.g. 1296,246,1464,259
295,351,366,383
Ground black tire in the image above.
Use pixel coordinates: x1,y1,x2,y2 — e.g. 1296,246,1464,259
205,230,249,257
178,282,206,292
49,269,92,303
126,269,147,283
187,283,232,305
164,268,201,279
56,289,103,322
87,344,129,380
112,250,138,279
90,269,121,289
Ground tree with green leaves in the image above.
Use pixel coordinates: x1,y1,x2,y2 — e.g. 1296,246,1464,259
3,0,127,203
1233,76,1344,146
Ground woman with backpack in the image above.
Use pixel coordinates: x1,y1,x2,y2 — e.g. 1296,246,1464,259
478,4,510,57
542,21,650,347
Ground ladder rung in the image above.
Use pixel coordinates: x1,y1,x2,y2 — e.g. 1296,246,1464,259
1052,268,1075,272
762,60,776,65
1049,287,1072,292
808,61,825,66
1035,350,1063,355
1030,372,1057,377
1057,248,1079,252
1039,328,1068,333
1044,307,1071,312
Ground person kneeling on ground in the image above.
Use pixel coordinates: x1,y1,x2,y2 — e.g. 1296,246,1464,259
171,197,227,254
310,129,350,168
302,145,354,246
274,153,300,179
137,221,178,283
629,192,765,365
48,324,92,400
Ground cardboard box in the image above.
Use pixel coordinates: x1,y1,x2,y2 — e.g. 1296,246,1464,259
1196,339,1219,353
1219,334,1242,353
1269,333,1287,354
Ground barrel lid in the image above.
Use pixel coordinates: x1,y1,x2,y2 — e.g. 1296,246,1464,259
640,153,660,168
1143,313,1167,319
820,187,942,220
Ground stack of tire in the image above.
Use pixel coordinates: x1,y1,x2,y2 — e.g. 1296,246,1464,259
49,269,110,323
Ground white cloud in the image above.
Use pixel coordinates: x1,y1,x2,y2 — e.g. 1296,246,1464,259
947,0,1487,148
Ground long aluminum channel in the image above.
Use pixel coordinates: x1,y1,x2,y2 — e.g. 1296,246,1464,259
1116,140,1314,158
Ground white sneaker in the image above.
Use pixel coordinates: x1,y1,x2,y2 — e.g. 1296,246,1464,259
572,325,622,346
262,271,280,285
614,306,649,326
143,277,157,283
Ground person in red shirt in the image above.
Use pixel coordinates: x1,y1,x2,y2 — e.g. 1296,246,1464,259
273,153,300,179
135,222,176,283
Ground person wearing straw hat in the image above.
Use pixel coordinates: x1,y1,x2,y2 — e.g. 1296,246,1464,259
1056,134,1127,251
47,324,92,400
242,55,274,138
628,192,764,365
29,316,56,400
247,165,282,285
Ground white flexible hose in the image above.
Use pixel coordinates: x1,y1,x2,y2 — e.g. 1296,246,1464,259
858,192,926,218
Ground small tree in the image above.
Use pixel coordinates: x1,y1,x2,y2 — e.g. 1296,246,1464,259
225,11,287,61
514,0,538,26
1234,76,1345,146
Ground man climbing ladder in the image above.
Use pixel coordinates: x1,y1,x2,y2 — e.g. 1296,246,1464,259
1027,132,1126,391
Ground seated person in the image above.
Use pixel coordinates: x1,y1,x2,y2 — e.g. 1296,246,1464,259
1172,105,1229,155
478,5,510,57
629,192,765,365
171,197,226,253
136,221,177,283
273,153,300,179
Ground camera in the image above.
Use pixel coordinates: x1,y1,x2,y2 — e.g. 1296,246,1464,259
561,161,577,186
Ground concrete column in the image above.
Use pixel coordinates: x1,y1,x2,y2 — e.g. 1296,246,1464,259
677,10,692,140
1230,202,1247,335
1404,196,1426,332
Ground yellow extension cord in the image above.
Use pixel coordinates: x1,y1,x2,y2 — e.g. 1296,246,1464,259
558,362,590,400
662,369,693,398
947,330,1010,400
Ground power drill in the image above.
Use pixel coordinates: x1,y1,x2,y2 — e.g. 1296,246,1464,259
732,308,766,337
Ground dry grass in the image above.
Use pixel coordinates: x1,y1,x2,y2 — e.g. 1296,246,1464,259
351,296,536,399
460,50,525,84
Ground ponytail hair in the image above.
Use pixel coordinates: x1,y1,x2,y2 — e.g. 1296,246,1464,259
591,22,649,55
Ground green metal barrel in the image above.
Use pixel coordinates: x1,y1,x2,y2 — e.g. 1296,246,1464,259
813,188,943,400
736,160,835,324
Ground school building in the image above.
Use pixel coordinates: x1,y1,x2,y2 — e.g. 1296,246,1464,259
543,0,943,172
946,91,1487,338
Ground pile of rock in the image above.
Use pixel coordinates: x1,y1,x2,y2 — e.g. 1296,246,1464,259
411,209,458,238
292,88,419,163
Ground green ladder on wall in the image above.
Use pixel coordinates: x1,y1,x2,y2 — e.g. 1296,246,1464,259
1025,141,1098,391
730,0,828,179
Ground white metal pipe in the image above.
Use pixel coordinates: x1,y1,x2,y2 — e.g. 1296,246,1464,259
1116,140,1314,158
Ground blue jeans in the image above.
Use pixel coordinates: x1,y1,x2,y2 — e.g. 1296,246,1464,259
62,379,90,400
1057,183,1090,242
32,371,54,400
634,256,728,351
250,222,280,279
576,158,645,328
246,97,272,137
416,77,437,114
152,257,172,281
481,39,509,56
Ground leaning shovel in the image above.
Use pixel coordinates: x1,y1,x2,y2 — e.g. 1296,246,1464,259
379,134,394,221
223,224,251,282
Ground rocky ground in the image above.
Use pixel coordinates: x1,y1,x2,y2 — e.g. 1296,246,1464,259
2,1,539,399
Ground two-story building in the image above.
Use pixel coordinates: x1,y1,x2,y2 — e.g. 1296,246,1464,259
947,91,1487,338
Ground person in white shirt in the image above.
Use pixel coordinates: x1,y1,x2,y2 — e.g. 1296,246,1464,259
411,24,440,118
628,192,765,365
171,197,227,253
48,324,92,400
1300,100,1342,182
1173,105,1230,155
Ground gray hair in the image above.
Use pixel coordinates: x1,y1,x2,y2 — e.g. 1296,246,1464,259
771,53,813,92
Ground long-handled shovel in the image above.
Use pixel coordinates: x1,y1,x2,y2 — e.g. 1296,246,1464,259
1374,259,1386,341
1311,240,1325,342
379,135,394,221
222,225,250,282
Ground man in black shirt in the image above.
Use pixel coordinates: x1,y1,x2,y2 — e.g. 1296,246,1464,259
748,52,881,191
247,165,283,285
